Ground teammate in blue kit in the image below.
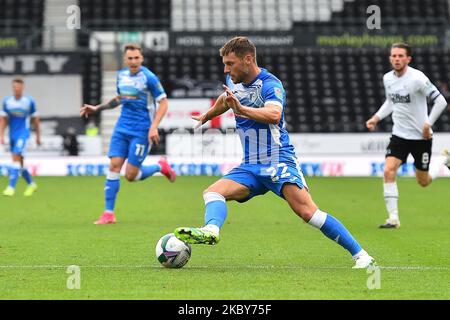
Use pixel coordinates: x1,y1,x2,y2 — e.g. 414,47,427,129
0,78,40,197
174,37,375,268
81,44,176,224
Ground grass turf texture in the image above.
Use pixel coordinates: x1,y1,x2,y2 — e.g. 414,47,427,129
0,176,449,299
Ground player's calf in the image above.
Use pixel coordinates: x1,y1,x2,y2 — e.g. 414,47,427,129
415,170,432,187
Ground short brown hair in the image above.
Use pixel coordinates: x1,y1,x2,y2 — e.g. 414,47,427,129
124,44,142,54
12,78,24,84
391,42,412,56
220,36,256,61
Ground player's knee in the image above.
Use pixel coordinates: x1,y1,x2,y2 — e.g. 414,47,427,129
109,164,121,173
124,171,137,182
203,186,224,197
292,203,316,222
203,187,212,195
384,168,396,180
417,178,430,187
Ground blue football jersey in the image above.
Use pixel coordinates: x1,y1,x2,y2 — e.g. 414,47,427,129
226,68,296,165
1,95,37,139
115,66,167,136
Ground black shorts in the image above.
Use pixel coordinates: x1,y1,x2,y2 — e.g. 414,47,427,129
386,135,432,171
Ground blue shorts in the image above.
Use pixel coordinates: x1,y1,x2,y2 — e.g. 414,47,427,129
108,130,150,167
10,136,28,155
223,157,308,202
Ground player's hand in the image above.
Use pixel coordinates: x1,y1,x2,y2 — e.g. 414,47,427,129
192,113,207,129
149,126,160,145
36,136,41,146
366,116,379,131
422,123,432,139
223,85,245,115
80,104,99,118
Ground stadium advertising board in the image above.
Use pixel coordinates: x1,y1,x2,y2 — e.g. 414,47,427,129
1,154,449,178
170,30,443,49
158,99,211,129
0,52,83,122
166,132,450,156
0,36,20,49
90,31,169,52
0,52,81,74
158,99,236,129
90,30,443,51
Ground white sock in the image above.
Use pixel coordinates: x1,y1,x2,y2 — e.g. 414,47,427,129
429,155,447,180
307,209,327,229
203,224,220,235
352,249,369,260
107,171,120,180
384,182,399,221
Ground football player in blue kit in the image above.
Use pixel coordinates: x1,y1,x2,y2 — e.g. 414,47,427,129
81,44,176,224
174,37,375,268
0,78,40,197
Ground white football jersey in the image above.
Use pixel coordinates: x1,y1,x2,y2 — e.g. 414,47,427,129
382,66,441,140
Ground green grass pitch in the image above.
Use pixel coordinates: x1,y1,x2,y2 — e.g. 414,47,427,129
0,176,449,299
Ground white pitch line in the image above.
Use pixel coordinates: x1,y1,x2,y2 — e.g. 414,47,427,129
0,265,450,270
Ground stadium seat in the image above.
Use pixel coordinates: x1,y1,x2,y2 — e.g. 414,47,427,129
143,46,450,133
0,0,44,46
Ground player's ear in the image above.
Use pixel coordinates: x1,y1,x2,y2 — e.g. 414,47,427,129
244,54,252,65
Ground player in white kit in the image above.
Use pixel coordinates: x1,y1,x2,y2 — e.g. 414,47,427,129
366,43,449,229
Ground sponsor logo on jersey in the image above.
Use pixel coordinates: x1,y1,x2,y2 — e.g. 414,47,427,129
389,93,410,103
120,95,138,100
9,110,27,117
274,87,283,100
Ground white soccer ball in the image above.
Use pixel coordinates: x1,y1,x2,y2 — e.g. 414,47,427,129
155,233,192,268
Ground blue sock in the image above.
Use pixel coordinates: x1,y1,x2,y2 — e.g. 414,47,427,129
309,209,362,256
22,167,33,185
8,164,20,188
139,164,161,181
104,172,120,212
203,192,227,228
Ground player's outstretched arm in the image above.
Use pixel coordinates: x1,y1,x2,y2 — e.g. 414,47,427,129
0,116,7,145
80,96,121,118
192,93,230,129
366,99,393,131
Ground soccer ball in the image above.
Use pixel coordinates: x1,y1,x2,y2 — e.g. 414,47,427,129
155,233,192,268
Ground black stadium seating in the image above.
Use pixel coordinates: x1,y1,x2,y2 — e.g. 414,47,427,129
145,47,450,133
73,0,450,133
78,0,171,30
0,0,44,47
